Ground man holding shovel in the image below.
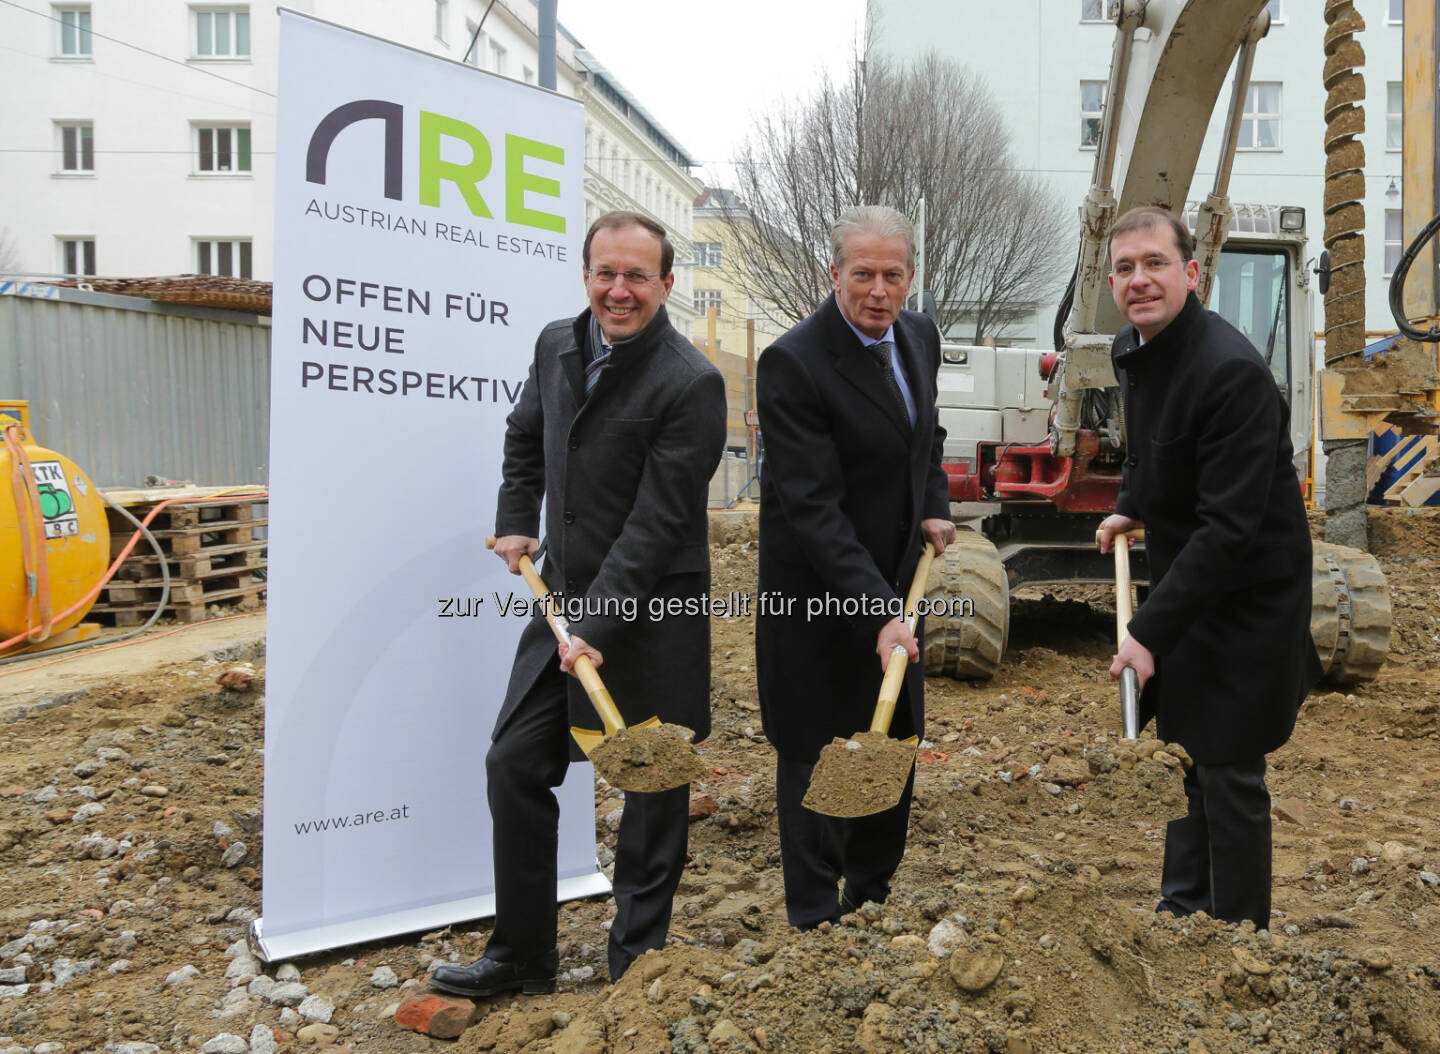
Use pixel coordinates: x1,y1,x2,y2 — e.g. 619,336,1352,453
430,212,726,997
1096,205,1322,929
755,205,954,930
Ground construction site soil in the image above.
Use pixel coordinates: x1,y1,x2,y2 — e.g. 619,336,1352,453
0,508,1436,1053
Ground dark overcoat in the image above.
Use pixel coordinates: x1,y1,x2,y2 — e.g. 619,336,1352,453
755,295,949,761
1113,292,1323,764
493,305,727,750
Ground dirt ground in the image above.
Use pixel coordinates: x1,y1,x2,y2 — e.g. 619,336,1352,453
0,509,1436,1053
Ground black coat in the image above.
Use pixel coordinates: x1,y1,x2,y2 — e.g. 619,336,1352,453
755,296,949,761
1114,292,1322,764
493,305,727,748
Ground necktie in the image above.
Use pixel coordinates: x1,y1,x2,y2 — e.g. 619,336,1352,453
585,315,612,395
871,341,911,426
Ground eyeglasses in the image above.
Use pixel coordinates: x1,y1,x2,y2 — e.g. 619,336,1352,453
587,268,660,287
1110,257,1182,280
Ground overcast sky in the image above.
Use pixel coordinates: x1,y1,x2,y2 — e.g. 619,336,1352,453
557,0,869,189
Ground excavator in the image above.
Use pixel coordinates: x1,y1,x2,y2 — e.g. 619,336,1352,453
922,0,1394,686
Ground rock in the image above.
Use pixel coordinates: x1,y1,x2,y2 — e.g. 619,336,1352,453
689,794,718,821
166,964,201,986
200,1035,248,1054
220,842,249,868
265,981,309,1006
370,965,399,988
1358,947,1393,970
1231,947,1272,975
0,968,22,984
927,916,969,958
276,963,301,982
1010,884,1037,904
395,993,477,1039
225,954,262,982
1271,798,1312,826
708,1019,748,1046
1041,755,1089,786
218,668,256,692
73,759,107,778
949,946,1004,992
51,957,95,986
1381,841,1417,864
71,802,105,823
247,975,277,998
140,785,170,797
295,1022,340,1046
298,994,335,1022
250,1024,277,1054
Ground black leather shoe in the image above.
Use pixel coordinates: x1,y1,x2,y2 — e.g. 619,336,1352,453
429,955,557,998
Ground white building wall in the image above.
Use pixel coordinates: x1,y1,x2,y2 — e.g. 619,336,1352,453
0,0,699,328
870,0,1405,342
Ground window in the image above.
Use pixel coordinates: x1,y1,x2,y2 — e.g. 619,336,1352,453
195,125,251,173
1080,0,1107,22
59,238,95,276
463,21,482,65
195,238,253,279
1388,82,1403,151
694,289,722,318
1389,0,1403,22
434,0,447,41
1238,83,1281,150
56,5,92,56
1385,210,1402,277
1209,249,1290,386
194,7,250,57
1080,81,1105,148
1265,0,1283,22
489,39,506,75
694,242,723,267
57,122,93,173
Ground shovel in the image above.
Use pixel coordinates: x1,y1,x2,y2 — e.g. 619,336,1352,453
486,536,702,792
802,541,937,818
1099,527,1145,740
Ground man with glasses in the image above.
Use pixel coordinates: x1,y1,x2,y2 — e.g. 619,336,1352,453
1097,205,1321,930
755,205,954,930
430,211,726,997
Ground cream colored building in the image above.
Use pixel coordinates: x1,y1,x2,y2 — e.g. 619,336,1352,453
689,188,788,452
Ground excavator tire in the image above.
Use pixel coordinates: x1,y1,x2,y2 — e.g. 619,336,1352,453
1310,541,1391,685
922,529,1009,681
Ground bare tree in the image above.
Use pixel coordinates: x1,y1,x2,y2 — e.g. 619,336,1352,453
0,229,22,275
719,51,1071,343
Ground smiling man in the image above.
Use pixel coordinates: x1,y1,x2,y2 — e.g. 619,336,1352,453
429,212,726,998
1096,205,1322,930
755,205,954,930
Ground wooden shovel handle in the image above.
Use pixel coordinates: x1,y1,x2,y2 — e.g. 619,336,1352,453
1109,529,1143,645
487,536,625,736
870,541,937,734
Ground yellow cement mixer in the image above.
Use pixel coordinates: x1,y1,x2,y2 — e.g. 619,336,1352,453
1,401,110,652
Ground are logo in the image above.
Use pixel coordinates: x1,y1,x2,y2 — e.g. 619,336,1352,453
31,460,80,539
305,100,566,233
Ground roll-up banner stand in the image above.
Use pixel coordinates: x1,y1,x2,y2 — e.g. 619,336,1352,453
256,11,605,962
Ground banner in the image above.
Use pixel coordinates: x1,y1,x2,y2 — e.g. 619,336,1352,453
258,12,604,961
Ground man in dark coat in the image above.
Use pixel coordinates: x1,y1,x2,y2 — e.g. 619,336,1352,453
1097,205,1322,929
755,205,955,930
430,212,726,997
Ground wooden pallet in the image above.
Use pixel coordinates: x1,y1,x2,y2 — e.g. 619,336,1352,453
1382,436,1439,507
94,490,268,626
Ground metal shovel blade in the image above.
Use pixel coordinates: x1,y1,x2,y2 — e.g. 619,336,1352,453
571,715,660,758
802,543,936,818
803,731,918,818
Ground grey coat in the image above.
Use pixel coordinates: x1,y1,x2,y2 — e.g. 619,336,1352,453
493,305,727,750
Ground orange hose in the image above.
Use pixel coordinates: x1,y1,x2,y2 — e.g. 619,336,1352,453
0,485,269,655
